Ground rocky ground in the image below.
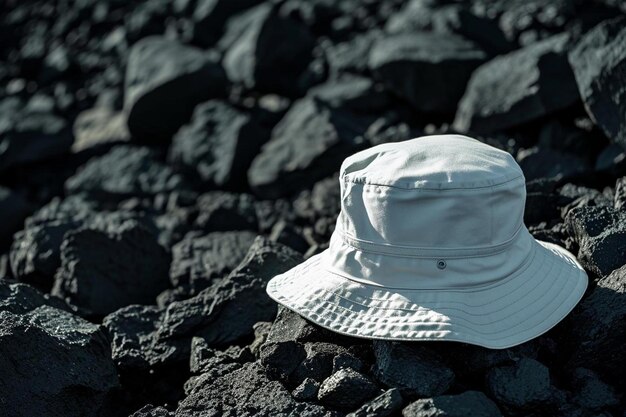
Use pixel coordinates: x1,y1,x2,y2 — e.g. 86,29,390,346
1,0,626,416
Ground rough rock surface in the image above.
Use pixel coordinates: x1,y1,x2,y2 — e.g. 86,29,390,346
65,145,189,200
169,230,256,295
368,31,487,113
104,237,301,404
0,98,73,173
402,391,502,417
485,358,554,413
1,0,626,415
222,3,315,96
569,16,626,148
565,205,626,276
567,264,626,390
124,36,227,141
72,107,130,153
317,368,381,411
0,306,119,417
453,33,580,133
372,341,455,398
347,388,404,417
176,361,334,416
169,100,266,188
51,220,171,316
248,97,373,198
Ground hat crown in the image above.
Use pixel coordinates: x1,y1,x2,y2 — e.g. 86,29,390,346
337,135,526,251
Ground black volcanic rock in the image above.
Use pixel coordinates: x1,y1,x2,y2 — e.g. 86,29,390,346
0,306,119,417
402,391,502,417
0,186,31,250
517,147,589,181
222,3,315,96
0,97,73,173
372,341,455,398
168,100,267,188
325,32,380,77
386,2,514,55
565,205,626,276
454,33,580,133
318,368,381,412
124,36,227,141
103,304,188,406
72,107,130,154
51,219,170,316
485,358,553,414
10,197,153,290
308,75,391,113
195,191,258,231
569,367,620,410
157,237,301,348
176,361,334,416
0,280,68,314
569,16,626,149
347,388,404,417
567,264,626,390
368,31,487,113
65,145,188,200
169,230,256,295
248,97,373,198
191,0,264,46
293,378,320,402
130,404,174,417
104,238,301,402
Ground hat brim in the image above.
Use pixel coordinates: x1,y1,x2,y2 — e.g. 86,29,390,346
266,238,588,349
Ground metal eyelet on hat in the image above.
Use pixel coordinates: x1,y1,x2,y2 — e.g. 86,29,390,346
437,259,447,270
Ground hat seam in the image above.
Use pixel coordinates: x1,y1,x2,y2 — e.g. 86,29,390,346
341,173,525,191
276,266,584,346
283,239,538,294
273,261,560,334
333,223,525,259
268,250,584,338
279,247,554,320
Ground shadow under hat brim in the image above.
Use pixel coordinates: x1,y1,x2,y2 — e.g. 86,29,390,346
266,238,588,350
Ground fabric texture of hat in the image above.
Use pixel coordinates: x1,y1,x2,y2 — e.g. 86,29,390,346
266,134,588,349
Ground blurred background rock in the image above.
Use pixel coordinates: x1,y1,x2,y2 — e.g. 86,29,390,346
0,0,625,416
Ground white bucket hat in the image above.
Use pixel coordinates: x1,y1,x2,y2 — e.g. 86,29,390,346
267,134,589,349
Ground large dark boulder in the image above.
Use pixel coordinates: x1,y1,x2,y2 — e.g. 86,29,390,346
168,100,267,189
453,33,580,133
566,264,626,390
485,358,555,415
65,145,189,200
568,16,626,149
0,306,120,417
0,280,68,314
565,205,626,277
191,0,264,46
317,368,381,412
372,341,455,398
104,238,301,403
0,97,73,173
368,31,487,113
124,36,227,141
176,361,335,416
248,97,373,198
169,230,256,296
51,219,171,316
221,3,315,96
